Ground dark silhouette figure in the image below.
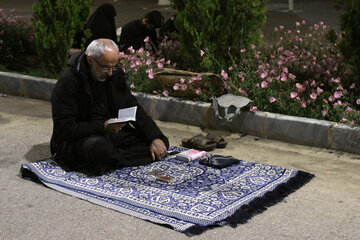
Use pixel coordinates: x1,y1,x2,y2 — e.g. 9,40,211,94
73,3,117,49
159,14,177,40
119,10,163,52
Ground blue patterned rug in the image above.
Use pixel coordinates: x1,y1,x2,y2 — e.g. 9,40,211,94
20,146,314,235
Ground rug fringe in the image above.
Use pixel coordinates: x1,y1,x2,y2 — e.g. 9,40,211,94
183,170,315,237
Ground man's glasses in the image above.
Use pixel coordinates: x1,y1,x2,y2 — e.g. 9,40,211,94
93,58,119,73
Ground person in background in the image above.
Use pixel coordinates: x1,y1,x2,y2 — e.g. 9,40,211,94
51,39,169,175
159,14,177,41
119,10,163,52
73,3,118,49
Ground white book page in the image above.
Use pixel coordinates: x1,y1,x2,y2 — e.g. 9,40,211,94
108,106,137,124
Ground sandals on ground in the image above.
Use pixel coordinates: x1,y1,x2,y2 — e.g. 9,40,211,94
181,134,217,151
205,133,228,148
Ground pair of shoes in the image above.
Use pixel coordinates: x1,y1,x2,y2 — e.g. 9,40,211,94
204,133,228,148
181,133,228,151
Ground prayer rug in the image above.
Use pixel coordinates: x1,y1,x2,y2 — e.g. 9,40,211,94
20,146,314,235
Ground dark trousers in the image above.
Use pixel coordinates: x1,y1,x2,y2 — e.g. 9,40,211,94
73,129,153,175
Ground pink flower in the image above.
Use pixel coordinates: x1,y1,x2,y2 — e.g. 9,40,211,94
310,93,317,100
221,70,228,80
200,50,205,57
316,87,324,94
334,91,342,98
270,97,276,103
289,73,296,80
260,71,268,79
282,67,288,73
290,92,298,98
162,90,169,97
322,110,327,116
127,46,135,53
279,25,284,30
284,50,294,57
130,83,135,89
240,48,246,53
342,118,347,123
181,84,187,91
314,24,319,30
157,62,163,68
302,20,307,25
251,44,256,49
228,66,233,71
280,74,287,81
301,100,307,108
336,85,344,90
261,81,268,88
144,36,150,43
328,96,335,102
250,106,258,112
238,88,246,95
296,83,305,91
345,107,352,114
274,27,279,32
195,88,201,95
145,59,152,65
146,68,154,79
356,99,360,105
296,21,300,26
173,83,180,90
180,77,185,83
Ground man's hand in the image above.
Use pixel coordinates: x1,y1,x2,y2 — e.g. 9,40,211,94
150,138,167,161
104,119,126,134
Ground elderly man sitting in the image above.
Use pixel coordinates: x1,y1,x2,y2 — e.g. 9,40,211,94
51,38,169,175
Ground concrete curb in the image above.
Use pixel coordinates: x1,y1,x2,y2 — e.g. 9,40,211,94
1,71,359,155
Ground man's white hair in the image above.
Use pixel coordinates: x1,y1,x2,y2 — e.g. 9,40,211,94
85,39,119,57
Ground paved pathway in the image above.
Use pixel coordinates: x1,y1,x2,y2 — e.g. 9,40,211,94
1,95,359,240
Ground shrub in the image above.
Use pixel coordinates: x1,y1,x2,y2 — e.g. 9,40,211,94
170,0,267,73
119,47,170,94
215,21,360,126
0,9,36,62
32,0,91,73
337,0,360,96
154,20,360,126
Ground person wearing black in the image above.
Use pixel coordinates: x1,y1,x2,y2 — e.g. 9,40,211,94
51,39,169,175
73,3,118,49
159,14,177,40
119,10,163,52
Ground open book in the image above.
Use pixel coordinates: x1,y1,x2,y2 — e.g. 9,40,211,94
107,106,137,124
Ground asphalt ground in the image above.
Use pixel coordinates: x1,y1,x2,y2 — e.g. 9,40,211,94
1,1,358,240
1,95,360,240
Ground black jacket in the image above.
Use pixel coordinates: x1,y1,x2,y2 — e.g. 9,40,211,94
50,51,168,166
119,19,157,51
73,3,118,48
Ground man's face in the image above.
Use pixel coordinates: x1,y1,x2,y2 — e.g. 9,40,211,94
88,49,120,82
